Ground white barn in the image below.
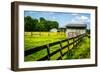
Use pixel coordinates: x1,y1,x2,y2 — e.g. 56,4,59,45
66,24,87,38
50,28,58,32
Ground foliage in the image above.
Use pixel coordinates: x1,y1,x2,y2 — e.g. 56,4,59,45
24,16,38,31
24,16,59,32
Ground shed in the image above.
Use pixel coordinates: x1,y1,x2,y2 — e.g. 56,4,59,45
66,24,87,38
58,27,66,32
50,28,58,32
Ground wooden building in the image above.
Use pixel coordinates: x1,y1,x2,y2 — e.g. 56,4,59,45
66,24,87,38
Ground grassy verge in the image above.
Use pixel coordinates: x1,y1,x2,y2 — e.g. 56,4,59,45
64,36,90,59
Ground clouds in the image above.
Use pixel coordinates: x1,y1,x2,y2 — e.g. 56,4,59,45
69,13,90,29
70,13,90,24
80,16,88,20
24,11,90,29
71,13,79,16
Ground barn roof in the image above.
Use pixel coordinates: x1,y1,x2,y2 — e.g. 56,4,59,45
66,24,87,28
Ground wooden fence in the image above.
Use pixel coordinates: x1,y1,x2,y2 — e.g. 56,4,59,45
25,33,87,61
24,32,65,37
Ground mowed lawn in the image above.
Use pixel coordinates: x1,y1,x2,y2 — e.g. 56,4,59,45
24,32,66,50
24,32,90,61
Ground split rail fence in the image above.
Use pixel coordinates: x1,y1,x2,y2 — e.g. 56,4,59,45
25,33,87,61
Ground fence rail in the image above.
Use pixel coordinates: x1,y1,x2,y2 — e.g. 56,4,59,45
25,32,65,37
25,33,87,61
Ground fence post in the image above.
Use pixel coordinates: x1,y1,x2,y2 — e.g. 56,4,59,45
73,37,75,47
67,38,70,57
46,44,50,60
59,41,63,60
76,35,79,47
77,35,80,46
79,34,82,43
74,37,77,46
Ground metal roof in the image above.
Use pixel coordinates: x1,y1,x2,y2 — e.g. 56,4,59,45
66,24,87,28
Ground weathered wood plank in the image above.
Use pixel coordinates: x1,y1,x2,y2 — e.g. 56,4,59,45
46,44,50,60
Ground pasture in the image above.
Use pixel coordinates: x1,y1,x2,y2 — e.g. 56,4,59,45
24,32,90,61
24,32,66,50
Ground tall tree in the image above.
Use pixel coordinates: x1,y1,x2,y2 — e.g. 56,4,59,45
45,20,59,31
33,19,38,31
39,17,46,31
24,16,38,31
24,16,59,32
24,16,34,31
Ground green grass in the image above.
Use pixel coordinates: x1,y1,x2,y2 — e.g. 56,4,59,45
24,32,67,61
24,32,90,61
25,32,66,50
64,37,90,59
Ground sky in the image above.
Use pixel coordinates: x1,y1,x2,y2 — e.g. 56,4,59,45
24,11,90,29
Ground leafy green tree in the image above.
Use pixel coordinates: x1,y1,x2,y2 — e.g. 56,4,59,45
39,17,46,31
24,16,59,32
33,19,38,31
24,16,34,31
45,20,59,31
24,16,39,31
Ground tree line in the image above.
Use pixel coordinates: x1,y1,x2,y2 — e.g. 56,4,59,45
24,16,59,32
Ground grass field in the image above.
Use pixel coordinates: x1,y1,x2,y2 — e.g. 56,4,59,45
24,32,90,61
64,37,90,59
24,32,66,50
